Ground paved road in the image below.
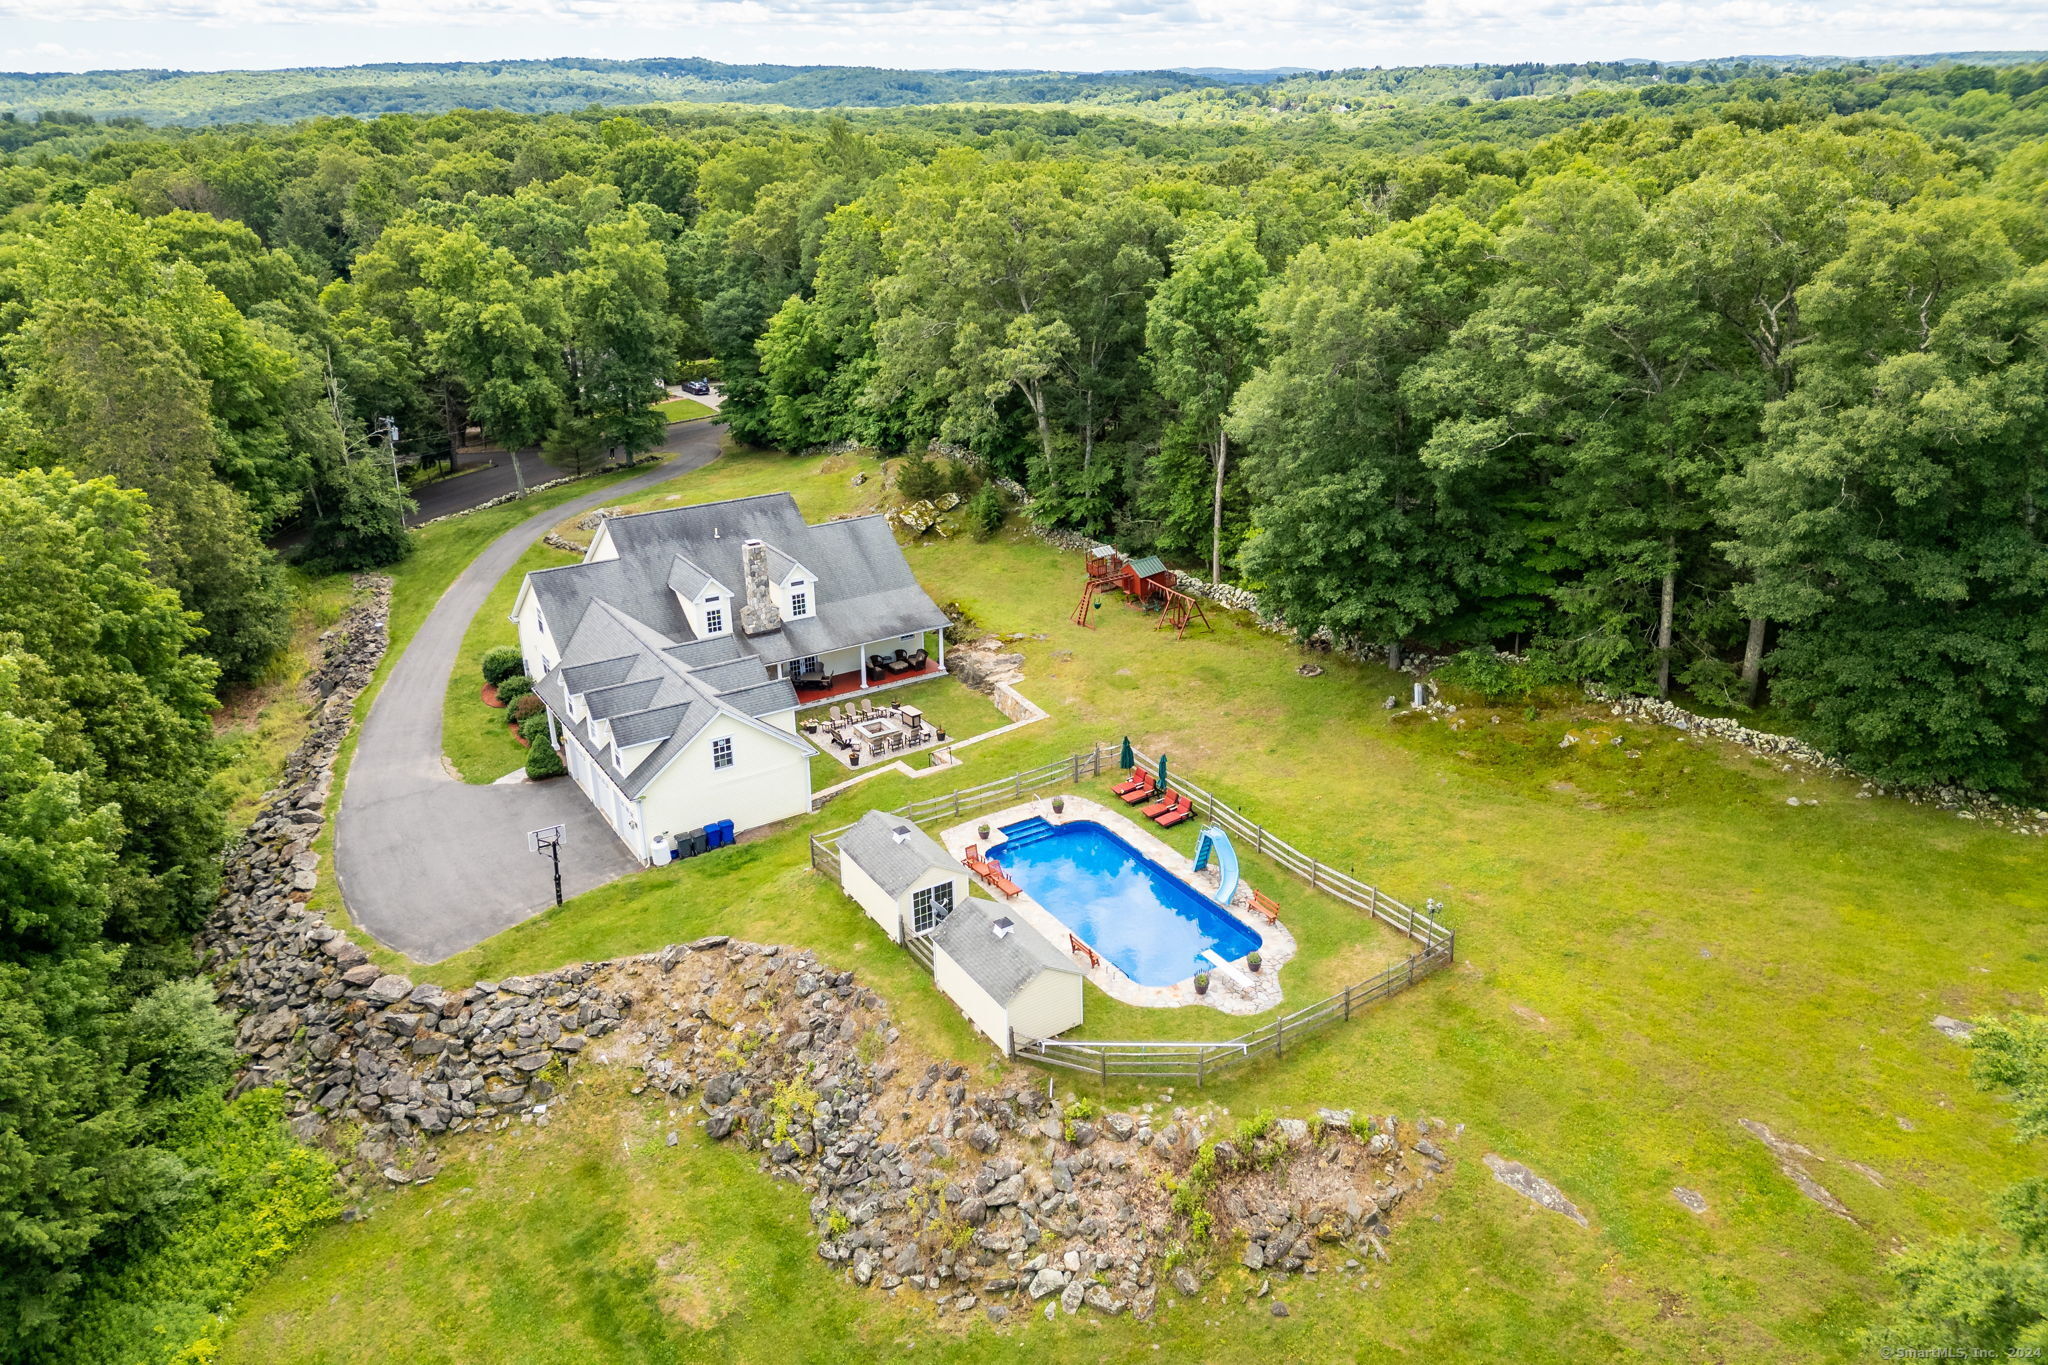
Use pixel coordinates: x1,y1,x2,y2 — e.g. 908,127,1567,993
334,421,725,962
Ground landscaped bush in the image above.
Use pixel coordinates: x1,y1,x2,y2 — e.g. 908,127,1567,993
525,740,566,779
495,673,533,705
519,712,552,747
510,693,544,722
481,646,524,686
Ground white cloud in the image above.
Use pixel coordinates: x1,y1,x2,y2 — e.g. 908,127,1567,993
0,0,2041,73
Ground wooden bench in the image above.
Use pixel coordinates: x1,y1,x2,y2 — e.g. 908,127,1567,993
1250,890,1281,924
1068,934,1100,969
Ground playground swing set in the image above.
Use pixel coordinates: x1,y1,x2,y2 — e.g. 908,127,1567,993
1071,545,1213,638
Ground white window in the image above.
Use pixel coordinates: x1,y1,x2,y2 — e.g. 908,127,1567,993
704,606,724,635
912,881,955,936
712,736,733,770
789,590,808,619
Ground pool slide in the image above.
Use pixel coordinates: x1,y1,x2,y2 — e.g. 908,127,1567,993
1192,824,1240,908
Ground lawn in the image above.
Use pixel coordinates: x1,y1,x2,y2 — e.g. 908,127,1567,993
227,445,2048,1362
653,396,714,423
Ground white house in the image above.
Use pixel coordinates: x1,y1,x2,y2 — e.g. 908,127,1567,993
930,900,1084,1056
837,810,971,942
511,493,950,864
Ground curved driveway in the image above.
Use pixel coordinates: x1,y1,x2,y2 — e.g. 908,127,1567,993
335,423,723,962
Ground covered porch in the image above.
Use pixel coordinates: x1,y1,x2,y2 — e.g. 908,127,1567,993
781,627,948,703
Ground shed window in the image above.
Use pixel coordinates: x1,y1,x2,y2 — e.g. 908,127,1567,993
912,881,954,936
712,736,733,770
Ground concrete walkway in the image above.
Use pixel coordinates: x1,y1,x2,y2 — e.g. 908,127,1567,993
334,421,724,962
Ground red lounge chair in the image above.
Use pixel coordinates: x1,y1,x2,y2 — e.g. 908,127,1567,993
1109,771,1150,799
1154,794,1196,828
963,843,994,878
1140,788,1179,819
1119,775,1158,804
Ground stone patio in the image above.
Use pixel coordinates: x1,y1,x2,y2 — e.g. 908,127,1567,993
937,794,1297,1015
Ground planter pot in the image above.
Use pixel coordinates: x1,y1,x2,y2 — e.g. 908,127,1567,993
1248,959,1262,973
1194,978,1209,996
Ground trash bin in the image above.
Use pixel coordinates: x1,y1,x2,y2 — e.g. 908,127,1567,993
650,833,674,866
678,829,707,859
701,823,720,851
719,819,736,848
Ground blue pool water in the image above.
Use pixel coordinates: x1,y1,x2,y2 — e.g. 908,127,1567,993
985,818,1261,987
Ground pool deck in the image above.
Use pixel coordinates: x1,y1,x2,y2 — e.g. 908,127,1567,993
939,795,1298,1015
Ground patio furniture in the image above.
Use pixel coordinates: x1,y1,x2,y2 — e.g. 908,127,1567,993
1118,774,1159,804
895,647,929,671
963,844,994,878
1140,788,1180,820
829,704,843,723
899,705,924,732
888,732,906,752
983,857,1022,898
867,654,892,676
1068,934,1100,969
1249,890,1281,924
868,739,886,758
1109,771,1150,799
1154,794,1196,828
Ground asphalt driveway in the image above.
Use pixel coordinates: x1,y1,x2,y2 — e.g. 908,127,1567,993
334,421,724,962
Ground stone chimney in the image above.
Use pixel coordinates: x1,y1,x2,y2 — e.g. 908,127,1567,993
738,538,781,636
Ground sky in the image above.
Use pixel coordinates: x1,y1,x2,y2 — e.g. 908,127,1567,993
1,0,2043,76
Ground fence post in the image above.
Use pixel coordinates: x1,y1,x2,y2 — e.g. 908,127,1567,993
953,792,961,818
1276,1012,1284,1060
1196,1049,1205,1088
1099,1047,1108,1088
1343,982,1352,1021
1309,860,1320,890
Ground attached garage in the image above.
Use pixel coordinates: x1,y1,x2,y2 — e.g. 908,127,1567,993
930,900,1084,1056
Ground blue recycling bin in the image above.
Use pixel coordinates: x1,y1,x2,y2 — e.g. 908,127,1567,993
718,819,735,848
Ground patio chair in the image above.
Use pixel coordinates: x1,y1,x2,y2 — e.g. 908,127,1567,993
888,732,906,752
1153,793,1196,828
828,704,843,723
1118,773,1159,804
983,858,1022,898
1140,788,1180,820
867,654,892,676
868,739,886,758
1110,770,1150,799
963,844,994,878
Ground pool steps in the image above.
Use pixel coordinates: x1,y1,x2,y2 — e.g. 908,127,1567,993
996,816,1058,850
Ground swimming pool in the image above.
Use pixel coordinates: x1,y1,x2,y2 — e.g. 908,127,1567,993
986,818,1261,987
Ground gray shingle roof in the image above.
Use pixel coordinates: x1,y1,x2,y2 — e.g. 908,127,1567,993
838,810,965,898
932,899,1082,1006
526,493,947,670
760,542,807,584
558,656,636,693
666,554,730,601
532,599,803,800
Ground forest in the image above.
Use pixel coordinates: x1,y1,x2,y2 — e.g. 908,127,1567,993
1,56,2047,1361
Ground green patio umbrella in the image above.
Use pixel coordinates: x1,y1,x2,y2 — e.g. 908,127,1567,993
1118,736,1133,770
1155,753,1169,793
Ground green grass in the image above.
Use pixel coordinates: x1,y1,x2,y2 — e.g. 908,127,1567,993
211,569,359,825
653,397,714,423
228,444,2048,1362
443,540,580,783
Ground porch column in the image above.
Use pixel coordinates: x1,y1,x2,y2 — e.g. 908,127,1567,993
859,647,867,690
937,625,946,671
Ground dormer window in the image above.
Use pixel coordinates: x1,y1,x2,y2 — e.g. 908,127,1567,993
789,589,808,620
704,605,724,635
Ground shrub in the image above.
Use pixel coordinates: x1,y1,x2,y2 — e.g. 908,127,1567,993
525,739,566,780
495,673,533,705
519,712,552,746
510,693,544,722
1431,648,1569,704
481,646,524,686
895,451,948,501
966,483,1008,539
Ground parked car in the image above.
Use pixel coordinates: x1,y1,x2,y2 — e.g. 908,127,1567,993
681,378,711,396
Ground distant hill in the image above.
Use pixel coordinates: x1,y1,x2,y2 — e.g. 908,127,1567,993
2,52,2044,126
0,57,1236,124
